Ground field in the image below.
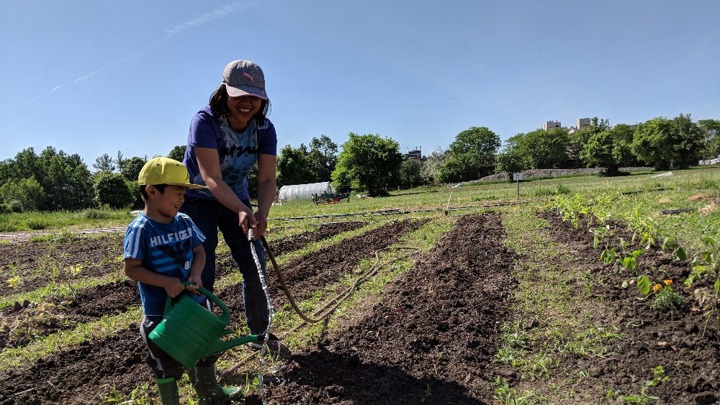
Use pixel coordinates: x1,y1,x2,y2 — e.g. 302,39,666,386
1,168,720,404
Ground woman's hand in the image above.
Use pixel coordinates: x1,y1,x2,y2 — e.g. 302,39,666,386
253,211,268,238
238,208,259,237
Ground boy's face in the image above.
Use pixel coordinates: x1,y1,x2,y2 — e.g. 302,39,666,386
145,185,188,221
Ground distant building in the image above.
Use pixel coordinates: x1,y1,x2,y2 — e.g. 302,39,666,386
543,120,562,130
544,117,639,134
700,156,720,165
406,147,425,161
544,117,593,134
577,118,591,129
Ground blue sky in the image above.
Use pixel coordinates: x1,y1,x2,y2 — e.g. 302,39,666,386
1,1,718,167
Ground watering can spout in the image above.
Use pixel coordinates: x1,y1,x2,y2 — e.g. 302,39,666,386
206,334,262,358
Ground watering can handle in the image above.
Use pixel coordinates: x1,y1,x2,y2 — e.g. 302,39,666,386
162,282,231,323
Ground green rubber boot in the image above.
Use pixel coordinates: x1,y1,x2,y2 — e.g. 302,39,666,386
155,377,180,405
187,365,243,404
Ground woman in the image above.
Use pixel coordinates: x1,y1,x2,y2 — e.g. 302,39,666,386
180,60,288,400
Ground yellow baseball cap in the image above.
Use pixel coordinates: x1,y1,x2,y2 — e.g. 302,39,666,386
138,157,207,189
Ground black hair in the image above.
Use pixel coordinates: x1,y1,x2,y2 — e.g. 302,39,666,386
139,184,167,201
209,84,271,126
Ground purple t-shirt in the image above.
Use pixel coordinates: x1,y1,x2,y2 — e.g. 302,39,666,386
183,105,277,201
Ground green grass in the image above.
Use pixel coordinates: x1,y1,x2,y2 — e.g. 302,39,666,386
0,308,140,371
499,203,624,400
1,272,126,310
2,167,717,236
0,208,134,232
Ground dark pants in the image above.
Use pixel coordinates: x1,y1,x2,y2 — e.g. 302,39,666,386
181,197,270,334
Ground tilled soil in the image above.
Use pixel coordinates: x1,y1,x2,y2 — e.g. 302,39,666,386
217,218,430,315
0,219,429,403
538,211,719,404
0,234,124,295
0,221,364,349
1,211,719,404
260,212,516,404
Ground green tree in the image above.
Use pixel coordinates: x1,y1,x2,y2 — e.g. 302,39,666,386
632,117,674,170
120,156,147,182
331,133,403,197
0,177,45,212
438,126,500,182
0,148,42,184
421,148,447,186
699,119,720,158
632,114,704,170
672,114,704,168
276,144,313,188
611,124,640,168
94,172,135,209
39,147,94,210
398,158,424,189
521,128,571,169
168,145,186,162
308,135,339,182
93,153,116,173
580,122,635,175
495,134,530,177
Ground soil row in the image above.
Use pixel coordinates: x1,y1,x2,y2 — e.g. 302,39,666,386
260,212,517,404
538,211,719,403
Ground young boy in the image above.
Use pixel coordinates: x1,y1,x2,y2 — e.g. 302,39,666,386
123,157,242,404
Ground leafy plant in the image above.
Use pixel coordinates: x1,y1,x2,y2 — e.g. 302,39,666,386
686,237,720,290
660,236,687,261
592,225,611,249
493,377,542,405
637,277,683,311
600,237,645,272
651,285,684,312
685,237,720,330
7,275,22,289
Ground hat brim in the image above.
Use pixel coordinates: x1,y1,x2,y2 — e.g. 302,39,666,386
168,183,208,190
225,84,267,99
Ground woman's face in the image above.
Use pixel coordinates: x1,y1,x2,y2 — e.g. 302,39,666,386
226,95,263,131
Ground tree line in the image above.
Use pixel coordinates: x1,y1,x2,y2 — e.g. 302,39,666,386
1,114,718,212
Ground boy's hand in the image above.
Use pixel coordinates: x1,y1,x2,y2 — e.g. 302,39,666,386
163,278,185,298
186,275,203,295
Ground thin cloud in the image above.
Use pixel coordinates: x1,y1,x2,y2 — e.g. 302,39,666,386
27,3,245,104
26,70,100,104
164,3,246,38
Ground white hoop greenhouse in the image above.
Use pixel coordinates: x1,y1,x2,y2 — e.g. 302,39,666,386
278,182,334,202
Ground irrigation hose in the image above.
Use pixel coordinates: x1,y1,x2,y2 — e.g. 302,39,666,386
261,236,420,324
222,238,421,375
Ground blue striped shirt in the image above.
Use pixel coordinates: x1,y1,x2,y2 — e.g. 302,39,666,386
123,212,205,315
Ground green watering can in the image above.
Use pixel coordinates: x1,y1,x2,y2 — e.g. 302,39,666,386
149,283,260,368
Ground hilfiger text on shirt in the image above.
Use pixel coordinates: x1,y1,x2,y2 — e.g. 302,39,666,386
150,228,193,247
